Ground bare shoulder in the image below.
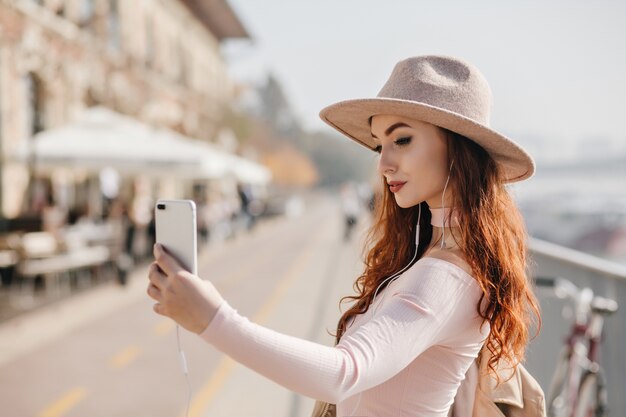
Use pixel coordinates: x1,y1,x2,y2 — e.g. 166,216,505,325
422,248,474,277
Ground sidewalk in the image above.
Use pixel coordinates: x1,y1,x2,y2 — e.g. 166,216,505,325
0,262,151,367
0,213,293,369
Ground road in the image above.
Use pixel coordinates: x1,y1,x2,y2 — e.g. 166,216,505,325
0,192,366,417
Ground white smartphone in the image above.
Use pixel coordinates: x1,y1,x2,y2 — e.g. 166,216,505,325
154,199,198,275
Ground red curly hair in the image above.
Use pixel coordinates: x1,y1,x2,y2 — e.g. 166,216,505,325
335,129,541,379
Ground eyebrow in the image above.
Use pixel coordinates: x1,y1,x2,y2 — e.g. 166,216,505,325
371,122,411,139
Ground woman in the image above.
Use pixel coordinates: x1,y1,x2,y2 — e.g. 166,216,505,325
147,55,541,416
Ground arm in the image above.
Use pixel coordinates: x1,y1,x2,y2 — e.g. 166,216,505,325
199,263,479,403
147,244,479,402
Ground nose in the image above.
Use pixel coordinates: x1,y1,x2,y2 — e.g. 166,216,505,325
377,147,396,176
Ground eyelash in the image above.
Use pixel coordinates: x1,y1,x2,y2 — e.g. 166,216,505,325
396,136,412,146
374,136,412,153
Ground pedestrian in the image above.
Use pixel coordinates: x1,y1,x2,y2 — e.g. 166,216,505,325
147,55,541,416
340,181,361,241
237,183,256,231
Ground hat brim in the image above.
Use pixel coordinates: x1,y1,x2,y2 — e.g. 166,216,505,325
319,98,535,183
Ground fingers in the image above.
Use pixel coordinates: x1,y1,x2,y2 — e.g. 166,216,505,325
153,303,165,316
147,267,167,317
147,263,164,303
148,262,167,290
146,282,161,300
153,243,185,276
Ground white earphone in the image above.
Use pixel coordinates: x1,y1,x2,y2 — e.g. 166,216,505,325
440,160,454,249
371,203,422,305
347,203,422,415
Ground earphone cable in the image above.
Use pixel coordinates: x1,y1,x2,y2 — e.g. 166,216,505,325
176,324,192,417
348,204,422,415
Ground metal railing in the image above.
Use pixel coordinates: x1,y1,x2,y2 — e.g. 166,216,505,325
526,237,626,416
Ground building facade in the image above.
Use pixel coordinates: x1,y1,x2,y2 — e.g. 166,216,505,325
0,0,248,218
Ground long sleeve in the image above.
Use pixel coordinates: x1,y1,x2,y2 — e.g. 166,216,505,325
199,258,485,405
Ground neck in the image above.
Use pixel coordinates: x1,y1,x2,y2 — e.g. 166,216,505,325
428,206,461,251
429,206,459,228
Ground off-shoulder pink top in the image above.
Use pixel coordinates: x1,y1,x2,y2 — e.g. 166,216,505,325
200,257,489,417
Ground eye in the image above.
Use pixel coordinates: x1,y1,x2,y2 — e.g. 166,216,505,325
394,136,412,146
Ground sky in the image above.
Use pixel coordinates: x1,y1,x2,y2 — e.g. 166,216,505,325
222,0,626,160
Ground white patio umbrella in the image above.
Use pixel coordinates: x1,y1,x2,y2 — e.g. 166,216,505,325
13,107,229,178
161,128,272,184
226,154,273,185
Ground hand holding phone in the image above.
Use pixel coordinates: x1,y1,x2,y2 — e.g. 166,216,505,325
150,199,223,333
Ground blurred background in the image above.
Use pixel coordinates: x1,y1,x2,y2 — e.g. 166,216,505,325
0,0,624,416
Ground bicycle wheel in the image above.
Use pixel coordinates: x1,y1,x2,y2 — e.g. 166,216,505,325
574,372,607,417
547,353,571,417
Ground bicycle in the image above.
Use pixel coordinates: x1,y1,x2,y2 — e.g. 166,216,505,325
535,276,618,417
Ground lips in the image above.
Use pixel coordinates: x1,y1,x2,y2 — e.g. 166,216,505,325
388,181,406,193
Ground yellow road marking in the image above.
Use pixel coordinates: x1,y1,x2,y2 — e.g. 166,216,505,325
187,358,237,417
38,387,87,417
154,319,176,336
109,345,142,370
183,226,324,417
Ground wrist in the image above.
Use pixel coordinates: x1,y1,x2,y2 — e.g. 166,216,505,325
196,297,225,334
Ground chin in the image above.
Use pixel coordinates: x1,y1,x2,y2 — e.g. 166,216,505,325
394,195,420,209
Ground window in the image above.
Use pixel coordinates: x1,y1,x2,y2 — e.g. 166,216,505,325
79,0,95,27
25,73,45,136
145,15,154,67
108,0,121,50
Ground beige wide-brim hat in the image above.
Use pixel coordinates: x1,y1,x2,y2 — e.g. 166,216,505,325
319,55,535,183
